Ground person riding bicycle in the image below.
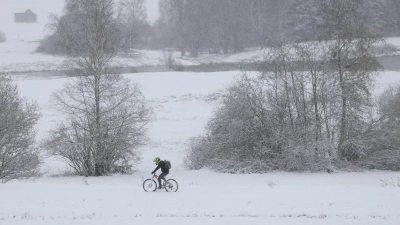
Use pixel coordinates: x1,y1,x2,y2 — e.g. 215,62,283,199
151,157,169,189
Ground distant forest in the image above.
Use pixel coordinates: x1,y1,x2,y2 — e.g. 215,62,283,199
37,0,400,55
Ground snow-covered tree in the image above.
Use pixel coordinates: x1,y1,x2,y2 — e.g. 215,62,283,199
318,0,382,161
380,0,400,36
43,71,151,176
0,75,41,183
117,0,150,48
156,0,286,54
281,0,319,42
42,0,152,176
358,85,400,171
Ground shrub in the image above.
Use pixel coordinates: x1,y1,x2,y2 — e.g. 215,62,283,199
184,75,335,173
0,31,6,42
36,33,63,54
0,75,41,183
358,85,400,171
161,49,176,70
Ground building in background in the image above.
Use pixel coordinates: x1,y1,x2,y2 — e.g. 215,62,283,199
14,9,37,23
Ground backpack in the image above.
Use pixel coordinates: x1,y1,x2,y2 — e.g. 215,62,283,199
164,160,171,169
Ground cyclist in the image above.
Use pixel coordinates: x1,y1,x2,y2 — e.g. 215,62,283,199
151,157,169,189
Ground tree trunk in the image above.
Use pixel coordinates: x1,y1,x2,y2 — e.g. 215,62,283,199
338,54,347,159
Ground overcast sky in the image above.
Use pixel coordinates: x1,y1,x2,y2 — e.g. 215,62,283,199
145,0,159,24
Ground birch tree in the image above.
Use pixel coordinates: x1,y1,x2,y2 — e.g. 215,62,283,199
43,0,152,176
318,0,381,160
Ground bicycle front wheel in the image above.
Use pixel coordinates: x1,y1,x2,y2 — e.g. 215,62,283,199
165,179,178,192
143,179,157,192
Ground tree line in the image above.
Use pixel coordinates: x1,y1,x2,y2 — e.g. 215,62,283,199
38,0,400,56
184,0,400,173
154,0,400,55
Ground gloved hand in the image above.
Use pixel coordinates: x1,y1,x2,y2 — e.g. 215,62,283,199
151,171,154,174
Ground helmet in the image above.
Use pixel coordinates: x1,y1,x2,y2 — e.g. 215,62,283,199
153,157,160,165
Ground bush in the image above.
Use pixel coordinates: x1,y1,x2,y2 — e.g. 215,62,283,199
0,75,41,183
363,150,400,170
161,49,178,70
357,85,400,171
184,75,335,173
0,31,6,42
185,136,335,173
36,34,61,54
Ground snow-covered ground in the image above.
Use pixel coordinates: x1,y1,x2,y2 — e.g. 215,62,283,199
0,70,399,225
2,170,400,225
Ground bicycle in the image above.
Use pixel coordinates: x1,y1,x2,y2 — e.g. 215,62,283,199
143,173,178,192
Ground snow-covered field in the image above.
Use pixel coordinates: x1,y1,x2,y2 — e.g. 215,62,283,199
0,70,399,225
2,170,400,225
1,1,400,224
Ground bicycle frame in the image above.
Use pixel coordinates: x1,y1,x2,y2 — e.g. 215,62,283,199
151,173,169,188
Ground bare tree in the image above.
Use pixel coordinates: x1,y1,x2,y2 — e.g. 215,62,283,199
259,42,335,171
43,70,151,176
155,0,300,52
117,0,149,48
294,42,335,148
318,0,382,160
0,75,41,183
43,0,152,176
280,0,320,43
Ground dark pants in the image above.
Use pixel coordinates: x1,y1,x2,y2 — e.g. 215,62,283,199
158,172,169,187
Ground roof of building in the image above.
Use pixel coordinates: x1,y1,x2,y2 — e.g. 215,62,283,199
24,9,37,16
14,9,37,16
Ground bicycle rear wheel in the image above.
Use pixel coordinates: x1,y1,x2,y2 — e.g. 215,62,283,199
143,179,157,192
165,179,178,192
